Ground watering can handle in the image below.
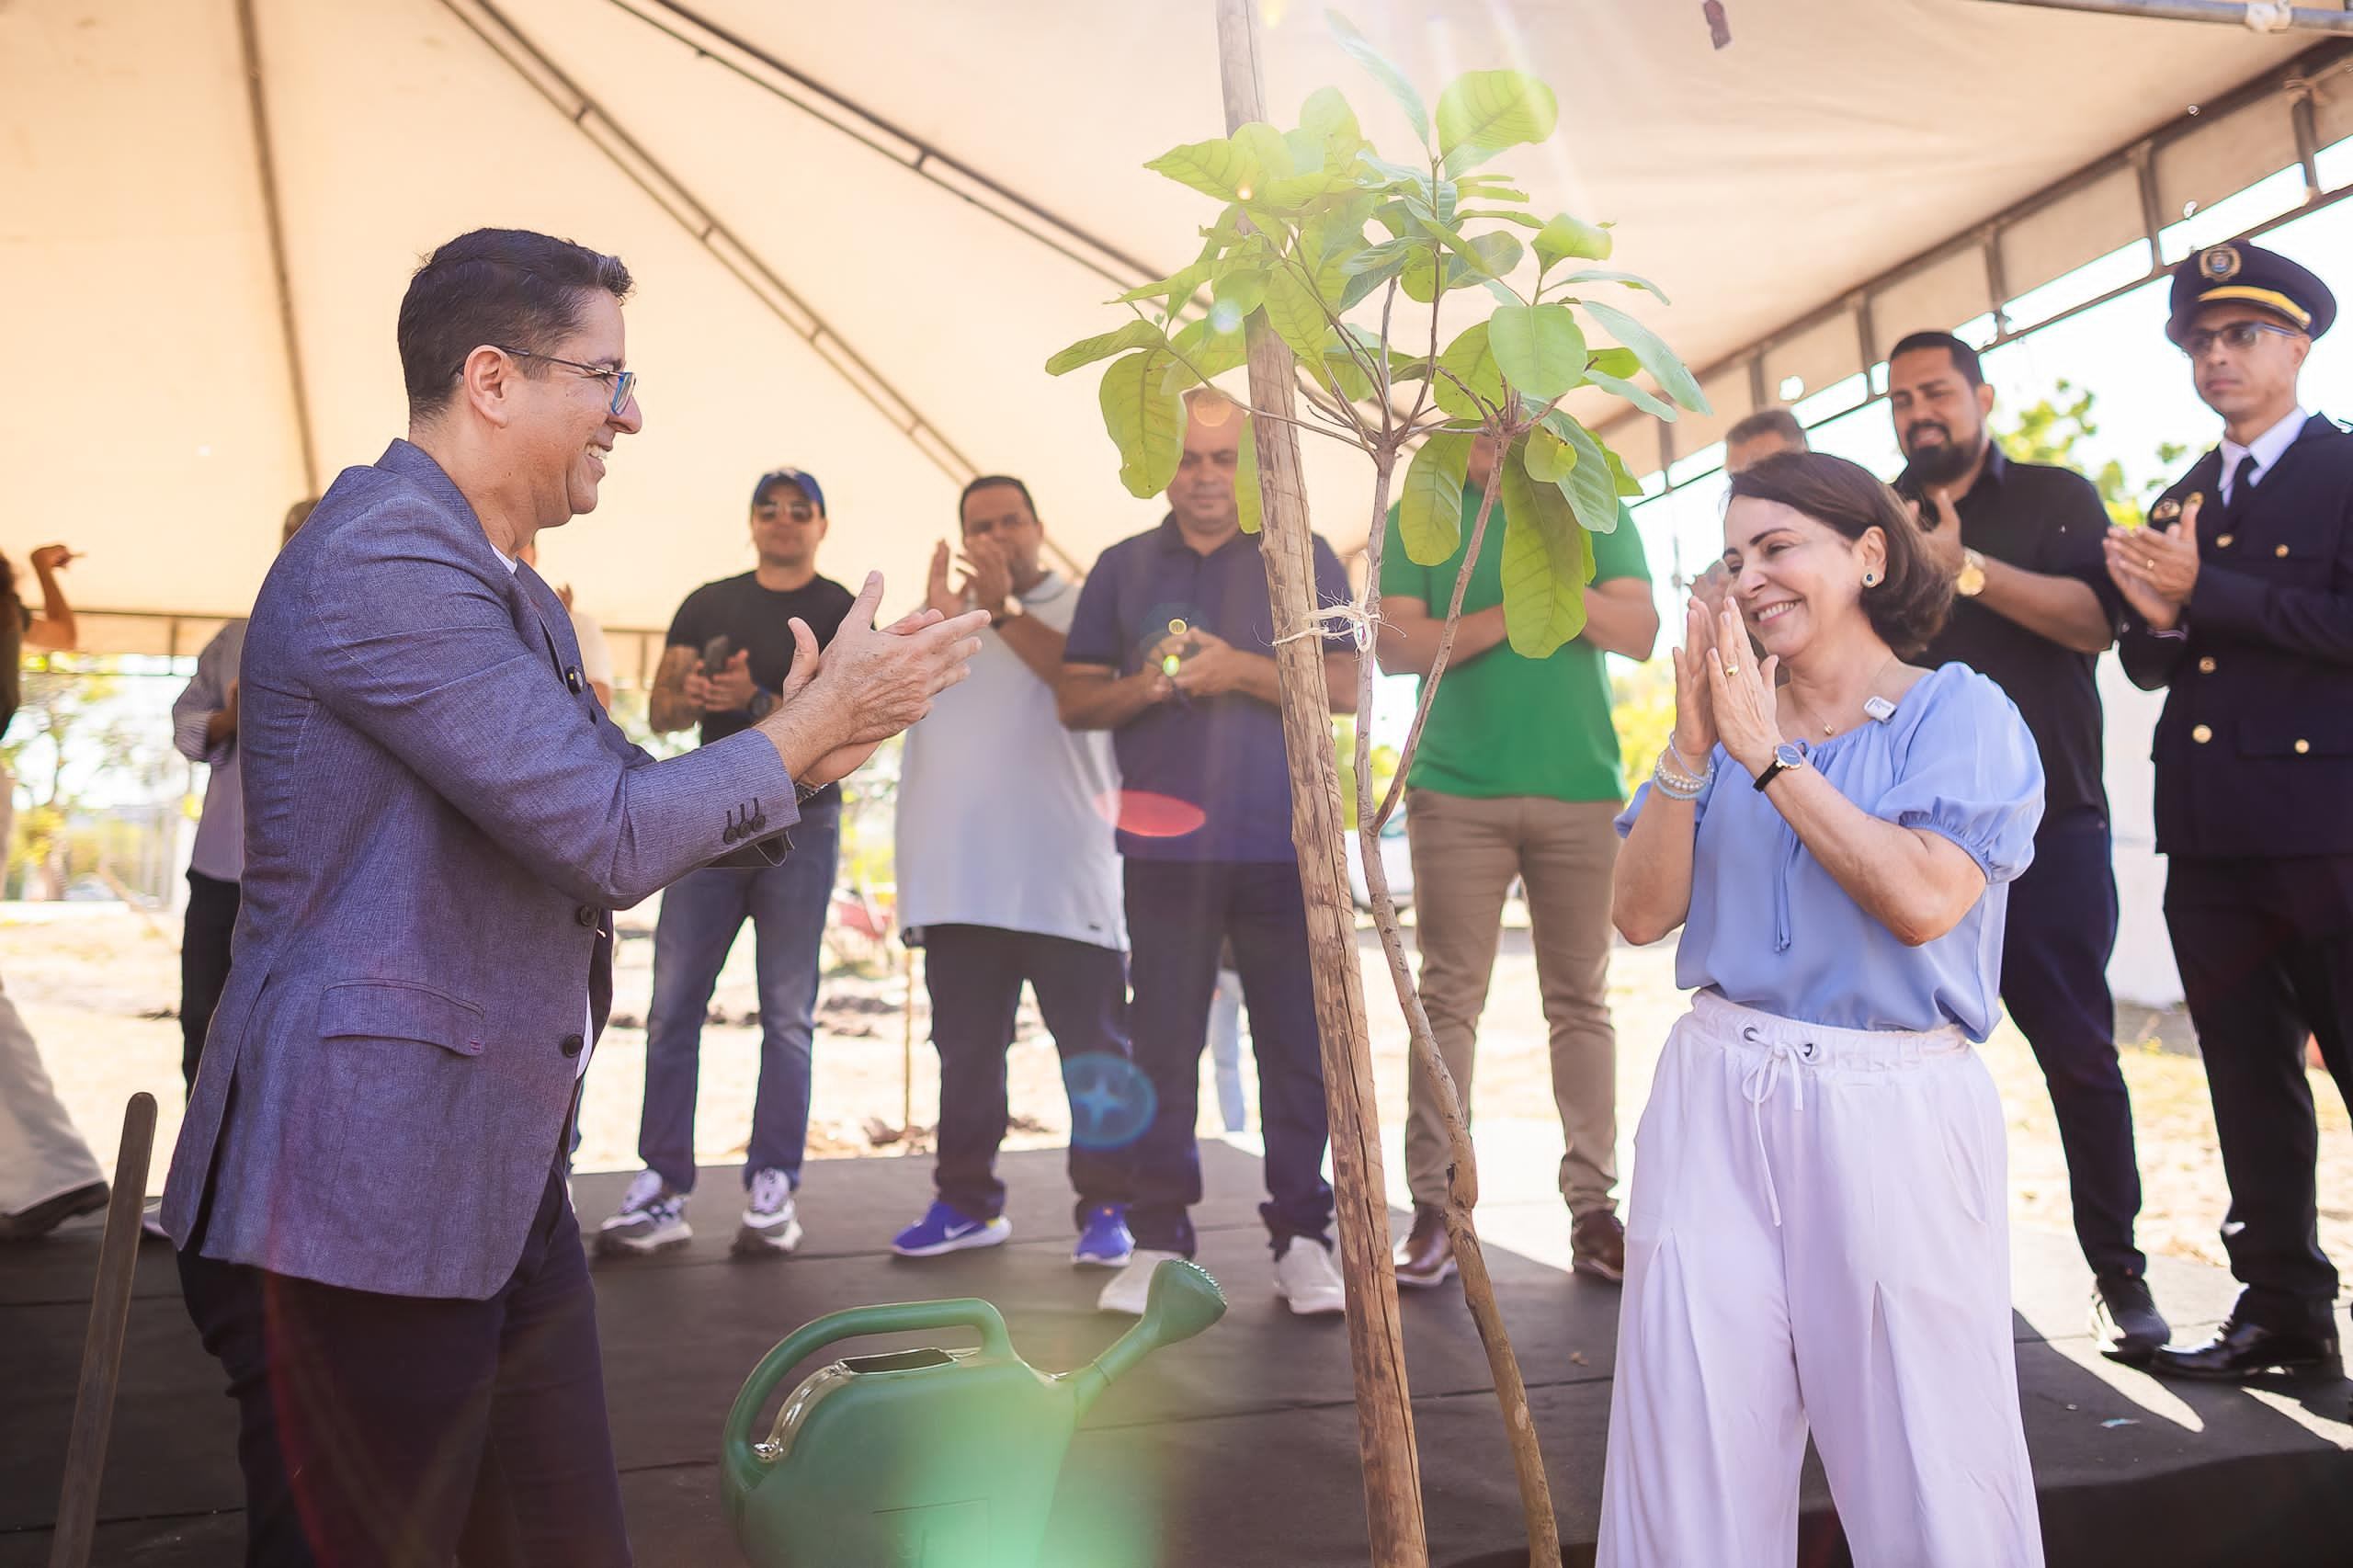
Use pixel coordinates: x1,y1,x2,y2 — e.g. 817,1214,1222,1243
721,1298,1016,1501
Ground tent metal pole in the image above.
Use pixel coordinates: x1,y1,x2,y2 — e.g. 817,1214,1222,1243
438,0,984,494
235,0,320,497
1971,0,2353,30
611,0,1168,290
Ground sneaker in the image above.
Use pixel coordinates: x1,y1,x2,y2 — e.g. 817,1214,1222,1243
0,1181,108,1242
1571,1210,1626,1284
1393,1203,1456,1289
892,1200,1010,1257
1072,1203,1134,1268
1097,1248,1188,1315
2093,1273,2171,1367
733,1167,804,1258
1273,1236,1347,1316
597,1169,691,1256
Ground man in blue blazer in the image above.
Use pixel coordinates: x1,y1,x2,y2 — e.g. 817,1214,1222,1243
160,227,983,1567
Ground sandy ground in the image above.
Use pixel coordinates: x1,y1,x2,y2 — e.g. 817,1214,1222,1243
7,902,2348,1304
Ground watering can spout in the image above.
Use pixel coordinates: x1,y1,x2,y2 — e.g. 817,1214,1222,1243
1068,1258,1227,1417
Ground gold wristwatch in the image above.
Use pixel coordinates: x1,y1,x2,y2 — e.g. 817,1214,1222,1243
1955,548,1986,598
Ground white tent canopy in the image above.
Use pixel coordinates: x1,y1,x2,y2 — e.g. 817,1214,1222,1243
1,0,2331,667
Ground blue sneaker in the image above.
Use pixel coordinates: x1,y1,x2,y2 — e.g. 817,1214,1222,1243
1072,1203,1135,1269
891,1200,1010,1257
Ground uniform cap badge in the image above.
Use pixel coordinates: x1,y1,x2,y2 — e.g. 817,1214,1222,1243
2200,244,2243,282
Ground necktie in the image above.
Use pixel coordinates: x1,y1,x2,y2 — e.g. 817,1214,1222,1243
2222,452,2257,517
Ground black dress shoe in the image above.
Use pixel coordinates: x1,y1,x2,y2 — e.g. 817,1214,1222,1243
2151,1313,2342,1382
2092,1274,2171,1367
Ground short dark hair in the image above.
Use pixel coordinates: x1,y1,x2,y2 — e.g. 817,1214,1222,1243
397,229,633,422
958,474,1038,525
1887,330,1984,388
1726,451,1951,657
1726,406,1807,449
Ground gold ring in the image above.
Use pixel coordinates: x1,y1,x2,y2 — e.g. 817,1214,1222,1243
1721,663,1738,677
2144,558,2155,570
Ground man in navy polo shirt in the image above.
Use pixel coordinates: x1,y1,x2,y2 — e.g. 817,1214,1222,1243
1060,389,1358,1318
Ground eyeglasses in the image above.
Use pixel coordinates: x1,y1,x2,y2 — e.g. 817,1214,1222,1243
492,345,638,415
754,501,817,522
2178,320,2302,358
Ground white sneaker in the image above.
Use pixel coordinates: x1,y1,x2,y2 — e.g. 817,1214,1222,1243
597,1169,691,1256
1273,1238,1347,1316
1097,1248,1188,1315
733,1167,804,1257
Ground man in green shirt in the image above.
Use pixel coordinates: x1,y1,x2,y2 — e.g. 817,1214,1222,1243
1376,435,1658,1287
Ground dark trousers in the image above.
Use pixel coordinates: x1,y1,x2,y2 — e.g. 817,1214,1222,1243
180,869,241,1090
176,1165,629,1567
1999,808,2143,1278
2165,852,2353,1334
1123,858,1333,1256
924,924,1134,1227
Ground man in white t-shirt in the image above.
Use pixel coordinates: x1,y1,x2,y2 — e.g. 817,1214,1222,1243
890,476,1136,1268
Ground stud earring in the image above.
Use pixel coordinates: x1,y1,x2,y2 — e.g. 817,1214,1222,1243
1861,570,1878,586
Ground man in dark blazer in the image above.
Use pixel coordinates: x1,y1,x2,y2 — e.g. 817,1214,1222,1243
159,228,983,1566
2106,239,2353,1386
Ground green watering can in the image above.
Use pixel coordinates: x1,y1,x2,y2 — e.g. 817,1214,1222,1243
722,1258,1227,1568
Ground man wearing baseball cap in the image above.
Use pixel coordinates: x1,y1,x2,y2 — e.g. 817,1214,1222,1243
598,466,856,1258
2107,239,2353,1386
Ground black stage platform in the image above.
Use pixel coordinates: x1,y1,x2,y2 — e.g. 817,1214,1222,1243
6,1142,2348,1566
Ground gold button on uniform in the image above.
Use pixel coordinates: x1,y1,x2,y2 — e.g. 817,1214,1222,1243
2276,544,2290,557
2295,739,2312,755
2192,724,2213,744
2198,656,2217,673
2216,535,2234,548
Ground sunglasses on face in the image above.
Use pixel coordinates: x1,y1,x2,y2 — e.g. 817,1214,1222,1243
755,501,816,522
2178,320,2302,358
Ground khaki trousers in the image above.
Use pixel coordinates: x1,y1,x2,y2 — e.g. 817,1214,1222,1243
1404,789,1621,1216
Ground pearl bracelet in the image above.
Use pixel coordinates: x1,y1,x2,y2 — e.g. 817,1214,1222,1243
1652,752,1706,801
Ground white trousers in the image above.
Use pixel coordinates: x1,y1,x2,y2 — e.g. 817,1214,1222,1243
0,972,105,1217
1598,992,2043,1568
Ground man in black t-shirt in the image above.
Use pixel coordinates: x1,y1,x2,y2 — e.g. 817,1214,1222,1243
598,467,856,1261
1885,331,2169,1365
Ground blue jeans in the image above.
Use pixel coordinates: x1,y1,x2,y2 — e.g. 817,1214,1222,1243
1123,858,1333,1256
637,801,839,1193
921,924,1134,1226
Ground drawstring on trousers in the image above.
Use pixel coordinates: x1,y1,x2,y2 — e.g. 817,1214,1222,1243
1739,1028,1807,1226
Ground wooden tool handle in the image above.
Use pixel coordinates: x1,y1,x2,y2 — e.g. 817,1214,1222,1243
48,1092,157,1568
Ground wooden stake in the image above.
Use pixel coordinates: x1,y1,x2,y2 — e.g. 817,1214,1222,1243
49,1093,157,1568
1213,5,1428,1562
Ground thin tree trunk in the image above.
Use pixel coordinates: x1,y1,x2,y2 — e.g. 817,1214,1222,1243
1214,5,1428,1562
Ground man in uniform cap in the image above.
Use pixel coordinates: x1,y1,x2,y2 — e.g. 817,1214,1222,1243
2107,239,2353,1386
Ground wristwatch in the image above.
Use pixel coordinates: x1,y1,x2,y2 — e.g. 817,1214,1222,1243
1752,741,1809,792
1955,548,1987,598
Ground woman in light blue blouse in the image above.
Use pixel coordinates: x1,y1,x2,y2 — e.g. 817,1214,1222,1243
1598,453,2047,1568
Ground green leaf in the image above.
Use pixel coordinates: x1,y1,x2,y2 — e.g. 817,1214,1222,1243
1487,302,1588,402
1557,267,1670,304
1534,213,1614,271
1098,350,1185,499
1521,424,1576,483
1211,266,1269,322
1461,207,1546,229
1582,301,1710,414
1323,336,1375,403
1162,317,1249,392
1236,412,1263,534
1465,230,1524,279
1542,413,1622,534
1455,178,1529,199
1262,265,1334,366
1588,347,1641,379
1338,245,1411,311
1499,442,1588,655
1584,368,1677,421
1401,245,1463,303
1046,319,1167,377
1434,70,1558,158
1603,444,1646,498
1341,236,1421,276
1300,85,1362,168
1146,136,1260,203
1231,121,1296,189
1328,10,1430,146
1398,432,1472,565
1435,320,1505,419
